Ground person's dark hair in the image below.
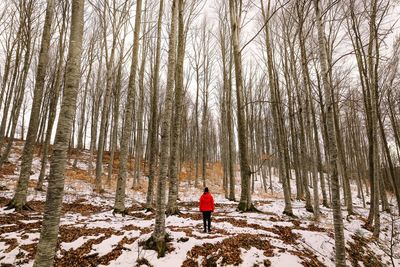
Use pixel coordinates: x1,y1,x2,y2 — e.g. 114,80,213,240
204,187,209,193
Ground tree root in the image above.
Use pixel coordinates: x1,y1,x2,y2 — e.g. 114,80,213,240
322,201,330,208
112,208,128,217
94,188,106,194
305,205,314,213
5,199,34,212
35,186,45,192
166,206,181,216
145,207,155,213
144,233,171,258
346,211,360,222
283,210,298,218
237,202,261,213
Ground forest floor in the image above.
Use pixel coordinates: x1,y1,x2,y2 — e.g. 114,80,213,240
0,141,399,267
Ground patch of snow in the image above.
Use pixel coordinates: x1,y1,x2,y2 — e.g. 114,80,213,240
240,247,268,266
269,253,303,267
61,234,104,251
90,233,135,257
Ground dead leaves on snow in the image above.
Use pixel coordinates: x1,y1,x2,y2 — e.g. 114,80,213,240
0,162,16,178
289,248,325,267
182,234,274,267
271,226,301,244
56,232,137,266
347,234,384,267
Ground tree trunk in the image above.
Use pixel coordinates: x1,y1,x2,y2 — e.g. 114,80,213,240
229,0,253,212
108,29,126,185
114,0,143,213
313,0,346,265
33,0,84,265
167,0,186,215
261,0,293,216
146,0,164,210
147,0,179,257
36,1,69,190
7,0,54,210
95,4,118,192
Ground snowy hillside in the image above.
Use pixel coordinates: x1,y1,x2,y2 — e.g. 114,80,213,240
0,143,399,267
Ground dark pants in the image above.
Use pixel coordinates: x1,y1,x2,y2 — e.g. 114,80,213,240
202,211,212,231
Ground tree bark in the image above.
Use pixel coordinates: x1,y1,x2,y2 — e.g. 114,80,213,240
7,0,54,210
33,0,84,265
313,0,346,265
146,0,164,210
36,2,69,190
114,0,143,213
147,0,179,257
229,0,253,212
167,0,186,215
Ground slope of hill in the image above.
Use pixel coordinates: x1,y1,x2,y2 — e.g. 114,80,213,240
0,142,399,266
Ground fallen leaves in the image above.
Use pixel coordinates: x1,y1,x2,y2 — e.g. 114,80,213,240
1,238,18,253
271,226,300,244
122,224,152,235
0,162,16,178
56,227,128,266
347,234,384,267
0,212,42,235
58,226,118,243
65,168,94,184
182,234,274,267
19,243,37,259
289,248,325,267
136,257,153,267
0,196,9,206
62,200,108,216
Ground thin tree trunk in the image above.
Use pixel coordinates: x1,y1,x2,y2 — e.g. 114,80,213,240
95,4,119,192
133,5,148,188
108,29,126,185
313,0,346,265
261,0,293,216
36,2,69,190
7,0,55,210
146,0,164,210
113,0,143,213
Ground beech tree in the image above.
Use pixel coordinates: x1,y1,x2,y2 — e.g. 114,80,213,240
229,0,254,212
7,0,55,210
113,0,143,214
0,0,398,264
313,0,346,265
146,0,179,256
33,0,85,265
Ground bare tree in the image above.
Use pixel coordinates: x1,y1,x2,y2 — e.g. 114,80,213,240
33,0,85,264
313,0,346,265
113,0,143,214
145,0,179,256
146,0,164,211
229,0,254,212
7,0,55,210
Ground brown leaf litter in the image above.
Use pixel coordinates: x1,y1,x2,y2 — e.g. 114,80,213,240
182,233,274,267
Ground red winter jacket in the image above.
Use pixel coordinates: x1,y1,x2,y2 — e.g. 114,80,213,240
199,192,214,212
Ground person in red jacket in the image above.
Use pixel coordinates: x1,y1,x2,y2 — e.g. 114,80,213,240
199,187,214,233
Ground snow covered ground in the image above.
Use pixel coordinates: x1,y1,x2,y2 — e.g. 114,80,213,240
0,143,399,266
